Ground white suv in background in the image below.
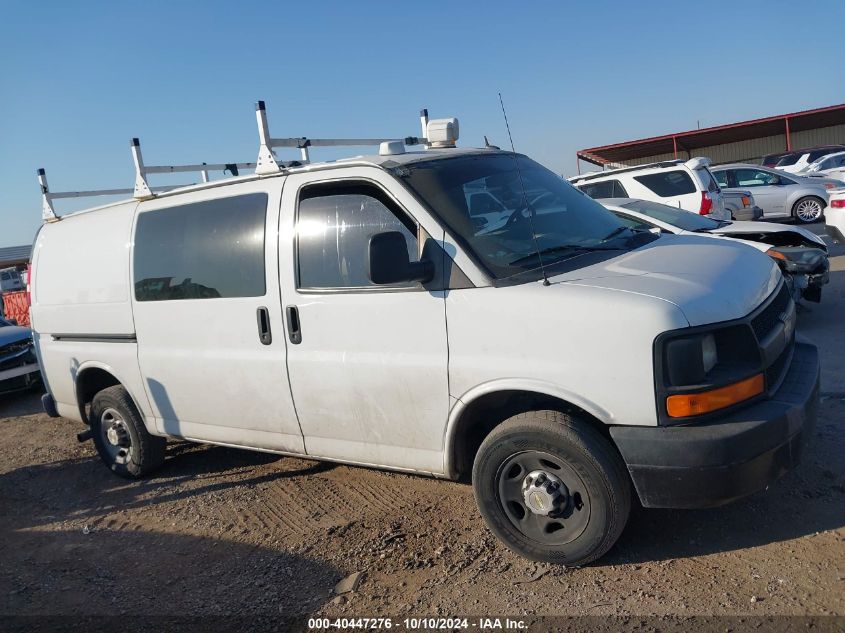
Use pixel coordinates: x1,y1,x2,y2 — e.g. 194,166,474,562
802,151,845,181
569,158,728,220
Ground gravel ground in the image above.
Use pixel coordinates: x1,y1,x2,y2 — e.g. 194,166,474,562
1,239,843,632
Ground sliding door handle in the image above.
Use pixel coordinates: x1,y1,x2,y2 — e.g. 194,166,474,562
256,307,272,345
286,305,302,344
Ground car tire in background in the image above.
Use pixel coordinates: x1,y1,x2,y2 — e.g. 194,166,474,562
90,385,166,478
472,410,631,566
792,196,825,223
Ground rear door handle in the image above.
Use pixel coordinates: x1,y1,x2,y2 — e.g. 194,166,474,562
256,307,272,345
286,305,302,344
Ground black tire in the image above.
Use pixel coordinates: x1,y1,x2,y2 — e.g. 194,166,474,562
90,385,166,478
472,410,631,566
791,196,825,224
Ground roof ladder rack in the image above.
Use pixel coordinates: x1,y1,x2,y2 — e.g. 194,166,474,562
38,138,256,221
253,100,431,175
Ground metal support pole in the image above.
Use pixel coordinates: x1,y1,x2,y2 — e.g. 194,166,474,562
255,101,281,174
673,136,678,159
37,168,58,222
785,117,792,151
131,138,153,199
201,163,209,183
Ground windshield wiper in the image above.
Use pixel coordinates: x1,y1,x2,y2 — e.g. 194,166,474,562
600,226,633,242
509,243,624,266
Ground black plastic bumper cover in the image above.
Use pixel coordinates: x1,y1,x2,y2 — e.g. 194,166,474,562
610,341,819,509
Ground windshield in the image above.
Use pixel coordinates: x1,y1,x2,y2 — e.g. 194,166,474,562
394,153,644,280
621,199,723,232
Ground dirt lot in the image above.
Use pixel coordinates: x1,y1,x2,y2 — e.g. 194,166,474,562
2,242,844,631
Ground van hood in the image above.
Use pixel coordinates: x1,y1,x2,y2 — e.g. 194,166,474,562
548,234,781,326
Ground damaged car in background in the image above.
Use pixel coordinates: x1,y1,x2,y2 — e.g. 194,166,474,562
0,317,41,394
599,198,829,303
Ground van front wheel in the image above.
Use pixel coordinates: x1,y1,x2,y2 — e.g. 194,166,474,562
90,385,166,478
472,410,630,566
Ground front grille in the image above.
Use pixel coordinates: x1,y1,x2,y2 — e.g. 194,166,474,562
766,342,793,391
751,283,790,341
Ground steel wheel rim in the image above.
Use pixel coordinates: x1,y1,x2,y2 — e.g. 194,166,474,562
99,407,132,465
796,199,822,222
496,450,591,546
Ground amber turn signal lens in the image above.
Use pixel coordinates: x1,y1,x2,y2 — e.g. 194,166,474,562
667,373,764,418
767,249,787,261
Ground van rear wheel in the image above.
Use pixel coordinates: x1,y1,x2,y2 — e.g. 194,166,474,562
90,385,166,478
472,410,630,566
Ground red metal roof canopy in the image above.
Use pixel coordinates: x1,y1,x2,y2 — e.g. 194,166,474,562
577,103,845,166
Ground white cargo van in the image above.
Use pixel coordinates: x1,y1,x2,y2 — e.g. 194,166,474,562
31,103,819,566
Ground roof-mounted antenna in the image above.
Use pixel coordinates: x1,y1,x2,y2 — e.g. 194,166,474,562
498,92,550,286
484,135,500,150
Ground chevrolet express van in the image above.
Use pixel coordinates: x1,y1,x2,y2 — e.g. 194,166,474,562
31,131,819,565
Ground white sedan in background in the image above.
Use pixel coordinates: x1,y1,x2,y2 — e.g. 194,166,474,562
599,197,830,303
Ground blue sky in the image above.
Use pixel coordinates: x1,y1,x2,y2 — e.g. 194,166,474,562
2,0,843,246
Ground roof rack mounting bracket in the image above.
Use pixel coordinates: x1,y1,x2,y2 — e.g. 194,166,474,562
37,168,59,222
131,138,154,200
255,101,281,175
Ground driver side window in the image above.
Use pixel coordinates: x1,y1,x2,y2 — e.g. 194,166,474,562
296,182,418,290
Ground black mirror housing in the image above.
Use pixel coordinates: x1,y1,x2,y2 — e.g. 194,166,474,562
368,231,434,285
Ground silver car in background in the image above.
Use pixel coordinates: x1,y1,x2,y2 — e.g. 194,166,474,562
710,163,839,223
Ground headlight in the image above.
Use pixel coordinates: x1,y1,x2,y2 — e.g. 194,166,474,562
664,333,718,386
656,325,762,424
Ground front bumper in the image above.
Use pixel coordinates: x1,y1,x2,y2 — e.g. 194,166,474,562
0,362,41,393
610,340,819,509
734,205,764,221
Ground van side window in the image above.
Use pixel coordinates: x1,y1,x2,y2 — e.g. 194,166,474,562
634,170,695,197
296,183,417,290
134,193,267,301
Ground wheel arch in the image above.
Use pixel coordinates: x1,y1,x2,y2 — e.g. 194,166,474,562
444,380,614,481
74,361,147,427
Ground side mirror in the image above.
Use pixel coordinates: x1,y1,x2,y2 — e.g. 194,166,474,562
367,231,434,285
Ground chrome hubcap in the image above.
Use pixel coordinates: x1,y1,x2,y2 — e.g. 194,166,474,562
100,408,132,464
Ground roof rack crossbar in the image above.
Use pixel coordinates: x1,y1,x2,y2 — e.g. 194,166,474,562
36,101,457,222
253,100,429,174
38,138,255,221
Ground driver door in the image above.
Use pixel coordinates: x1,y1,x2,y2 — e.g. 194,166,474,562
278,166,450,474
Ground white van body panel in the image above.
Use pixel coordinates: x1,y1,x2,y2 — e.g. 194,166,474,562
130,178,305,453
549,235,780,326
446,277,688,431
32,201,137,334
30,201,152,424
